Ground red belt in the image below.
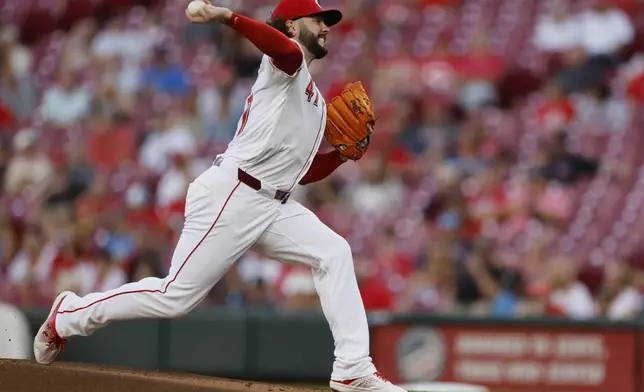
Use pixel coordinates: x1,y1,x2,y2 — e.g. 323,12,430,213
214,158,291,204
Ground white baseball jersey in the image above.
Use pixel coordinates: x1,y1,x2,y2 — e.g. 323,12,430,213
219,40,327,191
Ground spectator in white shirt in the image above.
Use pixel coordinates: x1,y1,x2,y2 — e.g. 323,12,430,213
139,111,198,175
60,249,127,297
578,1,634,68
595,260,643,320
546,257,595,319
4,128,54,199
40,70,91,126
533,0,583,53
0,25,37,120
197,72,249,142
349,153,405,217
6,225,59,304
280,267,319,311
90,14,166,96
156,152,208,208
91,15,154,65
61,19,97,72
0,25,33,80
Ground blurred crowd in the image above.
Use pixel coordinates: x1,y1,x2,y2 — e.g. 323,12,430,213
2,0,644,322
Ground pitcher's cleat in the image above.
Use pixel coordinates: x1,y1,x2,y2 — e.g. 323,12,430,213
330,372,408,392
33,291,72,364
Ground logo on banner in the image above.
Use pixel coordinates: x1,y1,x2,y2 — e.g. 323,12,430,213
396,327,447,382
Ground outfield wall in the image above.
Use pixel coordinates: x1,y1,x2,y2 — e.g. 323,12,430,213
19,307,643,392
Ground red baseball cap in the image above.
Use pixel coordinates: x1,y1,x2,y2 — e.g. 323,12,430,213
272,0,342,27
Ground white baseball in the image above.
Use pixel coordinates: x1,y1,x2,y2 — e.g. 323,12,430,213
187,0,206,15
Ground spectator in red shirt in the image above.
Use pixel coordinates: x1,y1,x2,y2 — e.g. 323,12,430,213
359,276,394,311
536,79,576,133
420,33,461,96
354,254,395,312
462,163,509,239
623,55,644,103
124,182,160,229
75,171,121,228
458,33,505,81
457,32,505,111
626,69,644,102
354,227,414,312
375,228,415,284
87,113,137,173
0,104,13,130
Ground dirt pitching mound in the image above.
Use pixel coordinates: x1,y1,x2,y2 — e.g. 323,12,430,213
0,359,328,392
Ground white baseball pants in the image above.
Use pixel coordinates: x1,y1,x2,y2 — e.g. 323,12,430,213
54,163,376,380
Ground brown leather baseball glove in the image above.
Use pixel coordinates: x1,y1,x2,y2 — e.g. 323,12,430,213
324,81,375,161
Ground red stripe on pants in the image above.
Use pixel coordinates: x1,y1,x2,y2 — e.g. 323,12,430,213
57,181,242,315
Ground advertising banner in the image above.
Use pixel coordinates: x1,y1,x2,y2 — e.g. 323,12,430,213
372,324,638,392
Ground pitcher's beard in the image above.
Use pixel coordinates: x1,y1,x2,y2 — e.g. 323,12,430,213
299,28,328,59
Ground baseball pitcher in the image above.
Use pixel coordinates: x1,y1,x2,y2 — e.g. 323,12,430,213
34,1,405,391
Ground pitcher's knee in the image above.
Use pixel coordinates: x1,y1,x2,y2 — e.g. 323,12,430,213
322,235,354,267
159,298,197,318
158,286,202,318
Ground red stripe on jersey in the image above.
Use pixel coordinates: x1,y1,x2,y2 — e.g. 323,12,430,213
236,94,254,137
